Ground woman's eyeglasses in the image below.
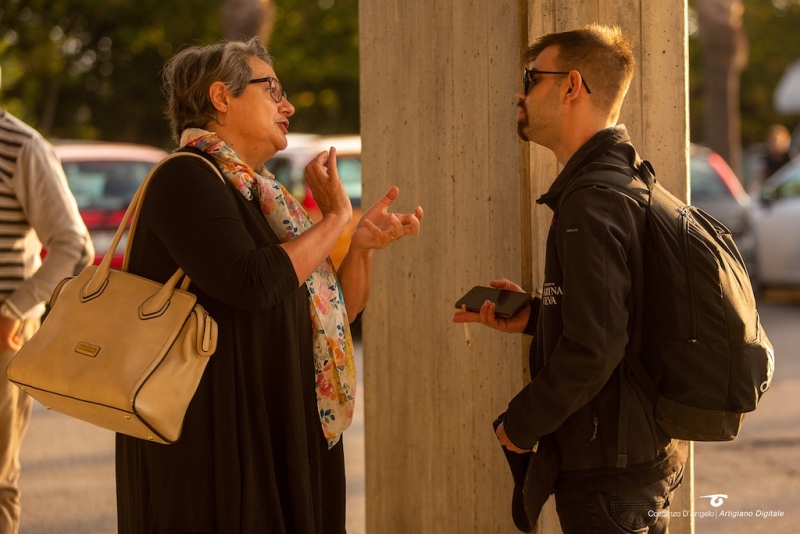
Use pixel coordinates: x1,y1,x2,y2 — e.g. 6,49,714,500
248,76,287,103
523,67,592,95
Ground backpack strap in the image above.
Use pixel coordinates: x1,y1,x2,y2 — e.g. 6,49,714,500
639,160,657,188
615,352,662,469
556,158,660,468
616,364,629,468
553,157,663,468
555,160,652,217
622,158,663,404
623,351,659,403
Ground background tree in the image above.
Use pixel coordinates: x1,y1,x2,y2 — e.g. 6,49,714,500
696,0,748,178
223,0,276,44
738,0,800,146
690,0,800,180
0,0,359,148
0,0,223,147
267,0,359,135
3,0,797,151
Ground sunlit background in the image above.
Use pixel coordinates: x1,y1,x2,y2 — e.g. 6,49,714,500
2,1,800,533
0,0,360,148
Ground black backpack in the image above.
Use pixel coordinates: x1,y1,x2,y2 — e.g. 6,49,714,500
566,159,775,448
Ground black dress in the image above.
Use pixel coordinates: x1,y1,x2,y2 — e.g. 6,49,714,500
115,149,346,534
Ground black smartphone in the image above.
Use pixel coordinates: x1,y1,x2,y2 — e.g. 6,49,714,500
455,286,533,319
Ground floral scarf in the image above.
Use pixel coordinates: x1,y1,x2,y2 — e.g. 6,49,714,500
180,128,356,448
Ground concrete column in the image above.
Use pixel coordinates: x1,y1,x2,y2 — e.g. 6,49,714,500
360,0,692,532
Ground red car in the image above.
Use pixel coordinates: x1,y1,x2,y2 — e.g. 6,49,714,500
53,141,169,269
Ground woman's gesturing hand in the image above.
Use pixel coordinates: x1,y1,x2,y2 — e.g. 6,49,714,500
350,186,423,251
304,147,352,223
452,278,531,334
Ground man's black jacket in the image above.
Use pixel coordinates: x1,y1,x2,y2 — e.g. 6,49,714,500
503,126,686,490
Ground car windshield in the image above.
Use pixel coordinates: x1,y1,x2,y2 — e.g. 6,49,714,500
337,156,361,203
266,157,294,192
265,154,362,206
62,161,154,210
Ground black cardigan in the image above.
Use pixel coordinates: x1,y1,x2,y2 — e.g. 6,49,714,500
116,149,346,534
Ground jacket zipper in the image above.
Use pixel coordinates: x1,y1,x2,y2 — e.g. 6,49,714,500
679,208,698,341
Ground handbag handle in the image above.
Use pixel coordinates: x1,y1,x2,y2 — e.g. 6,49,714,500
82,152,224,304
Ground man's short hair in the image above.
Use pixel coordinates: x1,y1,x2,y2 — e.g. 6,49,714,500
524,24,635,118
162,38,272,144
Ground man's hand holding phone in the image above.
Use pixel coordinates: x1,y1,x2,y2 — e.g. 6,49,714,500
452,278,532,334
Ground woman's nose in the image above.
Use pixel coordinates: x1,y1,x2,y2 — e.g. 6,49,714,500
281,99,295,117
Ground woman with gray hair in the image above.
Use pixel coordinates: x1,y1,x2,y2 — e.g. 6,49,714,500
115,38,422,534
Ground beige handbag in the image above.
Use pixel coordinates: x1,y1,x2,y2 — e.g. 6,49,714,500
6,153,220,444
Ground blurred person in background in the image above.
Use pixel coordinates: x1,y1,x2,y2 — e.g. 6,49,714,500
791,122,800,157
760,123,793,183
0,67,94,533
116,38,423,534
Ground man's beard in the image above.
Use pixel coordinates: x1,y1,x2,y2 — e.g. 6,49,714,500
517,120,529,142
516,103,530,141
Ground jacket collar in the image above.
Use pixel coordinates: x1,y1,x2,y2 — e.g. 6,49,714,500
536,125,630,210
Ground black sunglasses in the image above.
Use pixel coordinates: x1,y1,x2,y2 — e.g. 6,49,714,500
523,67,592,95
248,76,287,103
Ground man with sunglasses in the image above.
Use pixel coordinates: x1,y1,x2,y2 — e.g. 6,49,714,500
454,24,687,533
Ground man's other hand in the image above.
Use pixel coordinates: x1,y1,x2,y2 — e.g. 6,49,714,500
495,421,531,454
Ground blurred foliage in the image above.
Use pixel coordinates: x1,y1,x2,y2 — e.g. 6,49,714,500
2,0,797,149
690,0,800,147
0,0,222,147
269,0,359,135
0,0,359,148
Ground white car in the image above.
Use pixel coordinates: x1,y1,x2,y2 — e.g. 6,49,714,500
266,133,361,207
690,145,756,276
753,156,800,286
265,134,362,267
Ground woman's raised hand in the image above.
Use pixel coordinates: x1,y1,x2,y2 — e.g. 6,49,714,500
304,148,353,223
350,187,423,251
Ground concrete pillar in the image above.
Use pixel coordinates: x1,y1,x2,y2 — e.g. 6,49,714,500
360,0,692,532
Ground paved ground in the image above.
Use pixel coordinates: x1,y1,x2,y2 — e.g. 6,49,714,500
18,408,116,533
16,298,800,533
344,357,366,534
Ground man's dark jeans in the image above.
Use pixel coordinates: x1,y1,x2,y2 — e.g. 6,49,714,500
554,466,685,534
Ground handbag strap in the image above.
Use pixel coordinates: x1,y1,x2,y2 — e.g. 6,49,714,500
123,152,225,271
82,152,224,302
179,275,193,291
